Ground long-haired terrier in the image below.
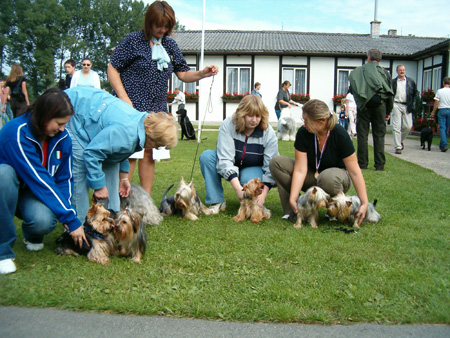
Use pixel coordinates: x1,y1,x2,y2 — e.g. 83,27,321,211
294,186,329,228
113,208,147,263
234,178,271,223
120,184,163,226
277,111,297,141
326,191,381,228
159,177,211,221
55,203,116,265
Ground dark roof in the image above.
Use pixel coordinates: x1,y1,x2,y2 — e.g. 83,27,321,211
172,30,449,58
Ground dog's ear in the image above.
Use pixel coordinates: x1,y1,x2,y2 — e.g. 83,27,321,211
131,213,140,233
180,176,185,185
346,201,352,207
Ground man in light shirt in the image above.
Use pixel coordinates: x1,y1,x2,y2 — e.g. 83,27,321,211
169,87,185,117
391,65,417,154
431,77,450,152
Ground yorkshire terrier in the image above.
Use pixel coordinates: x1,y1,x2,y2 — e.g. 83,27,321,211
234,178,271,223
113,208,147,263
420,126,433,151
120,184,163,226
294,186,330,228
159,177,211,221
326,191,381,228
55,203,116,265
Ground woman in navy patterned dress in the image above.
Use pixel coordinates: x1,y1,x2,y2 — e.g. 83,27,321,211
107,0,218,195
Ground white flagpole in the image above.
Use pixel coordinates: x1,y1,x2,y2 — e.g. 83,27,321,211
197,0,206,143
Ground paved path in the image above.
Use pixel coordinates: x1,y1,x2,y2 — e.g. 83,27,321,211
371,130,449,179
0,306,449,338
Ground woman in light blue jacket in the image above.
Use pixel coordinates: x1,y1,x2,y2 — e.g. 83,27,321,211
65,87,178,222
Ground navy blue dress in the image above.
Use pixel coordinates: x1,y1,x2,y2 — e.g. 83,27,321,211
111,31,190,113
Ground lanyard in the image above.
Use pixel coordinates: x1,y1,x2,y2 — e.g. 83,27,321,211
314,130,330,179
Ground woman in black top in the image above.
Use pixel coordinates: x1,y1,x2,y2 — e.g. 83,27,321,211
270,99,369,226
3,63,29,118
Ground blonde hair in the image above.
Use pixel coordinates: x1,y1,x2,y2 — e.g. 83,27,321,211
302,99,338,133
144,112,178,149
232,95,269,132
6,63,24,83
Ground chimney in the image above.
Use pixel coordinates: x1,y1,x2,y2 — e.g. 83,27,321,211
371,21,381,38
388,29,397,36
371,0,381,38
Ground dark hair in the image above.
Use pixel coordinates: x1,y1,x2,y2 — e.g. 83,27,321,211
443,77,450,85
143,1,176,41
29,88,74,140
281,80,291,88
254,82,261,88
368,49,382,62
64,59,76,67
82,57,92,64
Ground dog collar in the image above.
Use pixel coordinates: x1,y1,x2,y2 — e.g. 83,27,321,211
83,220,106,241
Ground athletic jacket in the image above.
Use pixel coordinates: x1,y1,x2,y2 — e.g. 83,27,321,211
0,113,82,231
216,116,278,187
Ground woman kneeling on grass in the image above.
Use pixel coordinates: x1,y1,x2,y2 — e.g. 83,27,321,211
0,89,85,275
269,99,369,225
199,95,279,214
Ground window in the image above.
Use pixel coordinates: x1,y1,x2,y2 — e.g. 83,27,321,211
227,67,251,94
282,67,306,94
337,70,350,95
171,67,197,93
423,69,432,90
432,67,442,91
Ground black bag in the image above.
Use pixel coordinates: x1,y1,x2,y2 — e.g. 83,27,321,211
10,77,25,102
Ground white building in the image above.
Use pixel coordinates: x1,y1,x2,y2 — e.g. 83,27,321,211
169,28,450,124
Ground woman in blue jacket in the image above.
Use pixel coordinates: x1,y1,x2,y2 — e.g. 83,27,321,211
0,89,85,275
65,87,178,223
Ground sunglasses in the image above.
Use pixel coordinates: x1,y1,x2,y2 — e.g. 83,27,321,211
82,63,91,66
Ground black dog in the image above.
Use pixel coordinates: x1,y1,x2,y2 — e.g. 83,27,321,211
177,109,196,140
420,127,433,151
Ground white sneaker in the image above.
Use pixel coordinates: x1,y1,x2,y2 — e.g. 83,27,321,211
0,259,16,274
281,214,290,219
208,201,226,215
23,239,44,251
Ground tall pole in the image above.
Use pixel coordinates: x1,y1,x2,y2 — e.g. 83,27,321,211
197,0,206,142
374,0,378,21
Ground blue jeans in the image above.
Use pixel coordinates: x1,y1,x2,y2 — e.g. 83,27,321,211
438,108,450,149
0,164,57,260
70,131,120,223
199,150,264,204
275,110,281,120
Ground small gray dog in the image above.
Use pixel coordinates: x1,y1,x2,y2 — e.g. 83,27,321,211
294,186,330,228
120,184,163,226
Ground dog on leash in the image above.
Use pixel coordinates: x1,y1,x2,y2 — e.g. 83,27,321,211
159,177,211,220
420,126,433,151
177,108,196,140
234,178,271,223
277,109,297,141
294,186,330,229
326,191,381,228
120,184,163,226
113,208,146,263
55,203,116,265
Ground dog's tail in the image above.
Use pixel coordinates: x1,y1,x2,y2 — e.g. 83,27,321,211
373,199,378,208
162,184,174,200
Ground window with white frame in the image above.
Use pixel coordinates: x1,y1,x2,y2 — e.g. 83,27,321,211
227,67,251,94
337,69,350,95
432,67,442,91
171,67,197,93
282,67,306,94
423,69,432,90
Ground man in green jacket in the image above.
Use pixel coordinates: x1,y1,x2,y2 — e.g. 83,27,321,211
349,49,394,171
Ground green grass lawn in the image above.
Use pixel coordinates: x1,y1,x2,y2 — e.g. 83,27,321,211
1,131,449,324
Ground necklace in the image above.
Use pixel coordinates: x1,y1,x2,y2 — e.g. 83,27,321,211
314,130,330,179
